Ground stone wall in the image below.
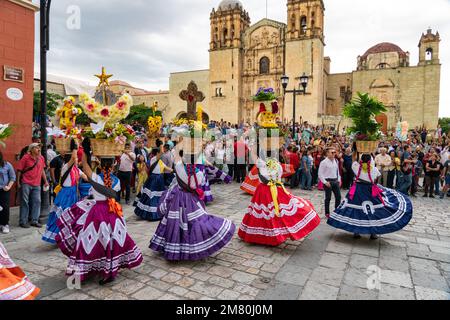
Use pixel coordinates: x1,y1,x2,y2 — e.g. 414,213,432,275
168,70,210,122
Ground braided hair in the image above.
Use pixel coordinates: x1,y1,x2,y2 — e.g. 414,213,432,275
100,158,114,188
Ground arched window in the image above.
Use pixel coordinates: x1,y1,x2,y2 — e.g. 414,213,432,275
300,16,307,34
260,57,270,74
291,14,296,30
426,48,433,61
247,59,252,70
223,28,228,41
231,24,235,38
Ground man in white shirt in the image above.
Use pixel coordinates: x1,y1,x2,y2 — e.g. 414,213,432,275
375,148,392,187
318,147,342,218
118,143,136,205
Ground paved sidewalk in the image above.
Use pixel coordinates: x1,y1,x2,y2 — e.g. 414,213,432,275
1,183,449,300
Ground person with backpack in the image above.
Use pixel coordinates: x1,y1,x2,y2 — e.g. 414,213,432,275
16,143,49,229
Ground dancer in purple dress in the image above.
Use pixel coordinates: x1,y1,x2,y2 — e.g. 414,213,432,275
56,141,143,285
150,150,235,261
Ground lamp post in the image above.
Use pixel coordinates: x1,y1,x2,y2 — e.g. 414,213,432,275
40,0,52,162
281,73,309,141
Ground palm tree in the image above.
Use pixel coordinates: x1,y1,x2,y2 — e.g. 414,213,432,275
343,92,387,141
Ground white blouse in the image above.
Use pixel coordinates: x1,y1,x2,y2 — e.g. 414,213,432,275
60,164,83,187
352,161,381,183
174,161,206,190
257,158,283,182
91,173,121,201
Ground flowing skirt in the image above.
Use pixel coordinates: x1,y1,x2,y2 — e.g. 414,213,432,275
42,186,79,244
238,184,321,246
56,200,143,282
194,165,214,204
205,165,232,185
134,174,166,221
79,182,92,199
327,183,413,235
150,185,236,261
240,165,296,195
0,242,40,300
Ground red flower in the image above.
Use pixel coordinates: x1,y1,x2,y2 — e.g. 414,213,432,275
101,108,110,117
87,103,95,111
117,101,126,110
259,103,266,113
271,101,279,114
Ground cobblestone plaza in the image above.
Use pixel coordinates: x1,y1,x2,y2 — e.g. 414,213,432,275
1,183,449,300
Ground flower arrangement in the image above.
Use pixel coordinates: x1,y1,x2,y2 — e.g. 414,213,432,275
79,92,133,126
82,123,135,145
56,96,83,130
147,102,163,138
252,87,278,102
0,124,12,147
343,92,387,141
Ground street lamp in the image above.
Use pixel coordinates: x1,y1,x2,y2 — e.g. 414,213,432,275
281,73,309,141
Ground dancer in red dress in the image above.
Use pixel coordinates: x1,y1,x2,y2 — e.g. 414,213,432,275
238,158,321,246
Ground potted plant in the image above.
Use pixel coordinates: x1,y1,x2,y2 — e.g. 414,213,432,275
343,92,387,154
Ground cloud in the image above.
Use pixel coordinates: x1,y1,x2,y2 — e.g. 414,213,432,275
34,0,450,117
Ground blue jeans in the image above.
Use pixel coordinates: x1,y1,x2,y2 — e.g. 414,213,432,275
19,184,41,225
434,178,441,195
397,172,412,195
301,169,312,189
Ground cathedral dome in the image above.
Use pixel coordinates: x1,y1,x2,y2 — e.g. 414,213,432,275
218,0,243,11
362,42,407,58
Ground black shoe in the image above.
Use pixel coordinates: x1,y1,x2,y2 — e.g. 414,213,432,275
99,277,115,286
423,194,428,198
429,195,435,199
20,223,31,229
31,222,43,228
353,234,362,239
370,234,379,240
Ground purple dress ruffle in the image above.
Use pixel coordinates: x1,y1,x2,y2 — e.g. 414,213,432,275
56,199,143,282
149,185,236,261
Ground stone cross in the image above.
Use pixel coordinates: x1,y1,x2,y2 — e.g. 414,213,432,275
179,81,205,120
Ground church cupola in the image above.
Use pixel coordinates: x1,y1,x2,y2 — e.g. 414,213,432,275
210,0,250,50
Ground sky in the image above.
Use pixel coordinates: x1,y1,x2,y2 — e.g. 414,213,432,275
33,0,450,117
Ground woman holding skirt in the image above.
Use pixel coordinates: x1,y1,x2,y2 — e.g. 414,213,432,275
238,158,321,246
134,147,173,221
327,154,413,240
42,142,88,245
150,150,235,261
56,141,143,285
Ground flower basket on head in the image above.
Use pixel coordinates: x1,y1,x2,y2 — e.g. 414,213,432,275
91,139,125,157
355,140,379,154
343,92,387,154
55,138,72,154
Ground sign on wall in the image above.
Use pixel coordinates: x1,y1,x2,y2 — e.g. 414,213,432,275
3,66,24,83
6,88,24,101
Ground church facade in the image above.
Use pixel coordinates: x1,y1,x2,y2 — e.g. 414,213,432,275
165,0,441,131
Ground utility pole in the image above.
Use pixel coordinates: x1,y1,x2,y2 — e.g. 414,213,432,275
40,0,51,162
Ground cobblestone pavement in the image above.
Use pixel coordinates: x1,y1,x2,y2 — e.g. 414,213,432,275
1,183,450,300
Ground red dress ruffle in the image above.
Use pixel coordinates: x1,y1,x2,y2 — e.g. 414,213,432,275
238,183,321,246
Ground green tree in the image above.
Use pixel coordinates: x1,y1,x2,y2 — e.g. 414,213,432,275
33,92,64,119
439,118,450,134
343,92,387,140
124,104,160,128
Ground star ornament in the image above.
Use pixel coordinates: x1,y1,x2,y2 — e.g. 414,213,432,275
95,67,113,87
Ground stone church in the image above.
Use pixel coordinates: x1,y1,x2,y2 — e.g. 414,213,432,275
166,0,441,131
